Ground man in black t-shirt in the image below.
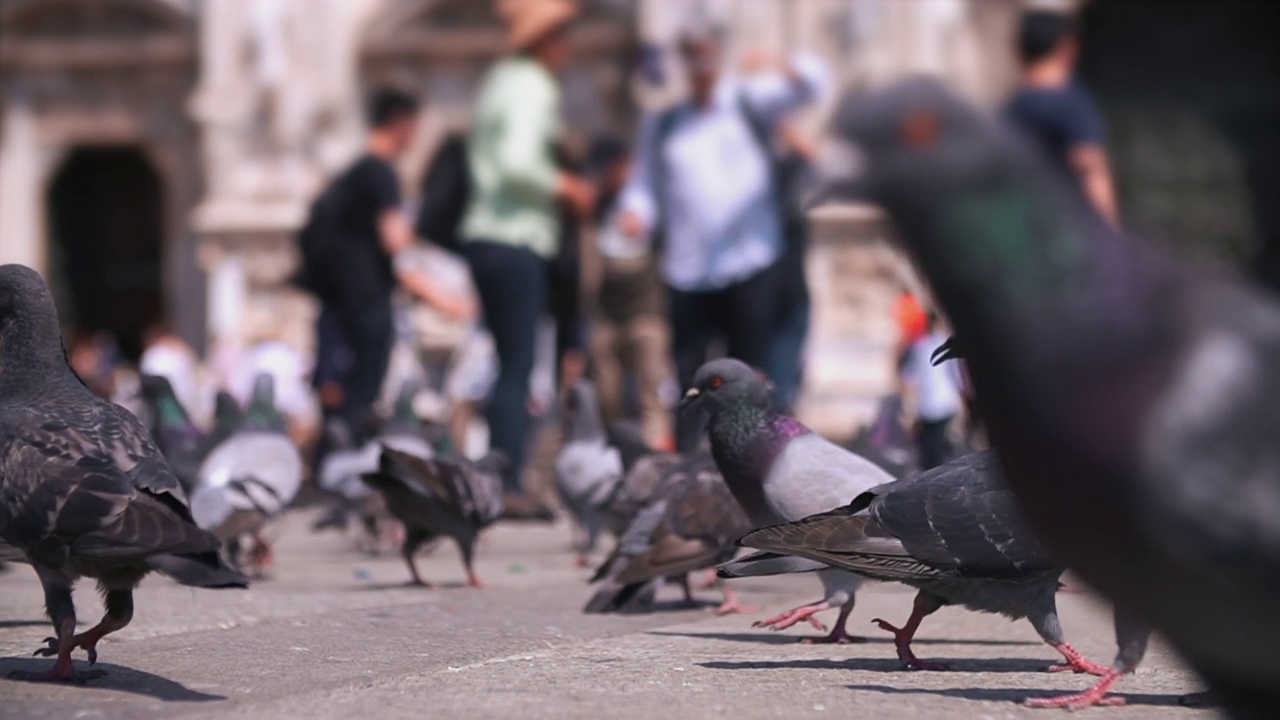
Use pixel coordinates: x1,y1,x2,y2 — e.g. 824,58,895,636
311,89,473,437
1004,10,1118,226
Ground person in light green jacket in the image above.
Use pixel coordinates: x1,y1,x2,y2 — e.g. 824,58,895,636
462,0,594,511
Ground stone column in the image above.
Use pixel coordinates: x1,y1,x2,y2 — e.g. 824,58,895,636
0,91,42,273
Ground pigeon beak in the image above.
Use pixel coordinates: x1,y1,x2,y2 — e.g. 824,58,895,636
930,337,960,366
679,387,702,409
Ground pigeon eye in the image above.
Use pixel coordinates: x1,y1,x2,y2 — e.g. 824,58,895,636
900,110,941,150
710,376,723,389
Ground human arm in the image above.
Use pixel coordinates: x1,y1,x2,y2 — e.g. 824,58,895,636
738,50,830,123
1063,89,1119,226
616,111,663,239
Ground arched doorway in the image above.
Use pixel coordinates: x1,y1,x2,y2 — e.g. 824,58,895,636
46,146,164,361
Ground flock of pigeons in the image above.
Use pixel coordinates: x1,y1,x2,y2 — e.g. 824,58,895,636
1,78,1277,718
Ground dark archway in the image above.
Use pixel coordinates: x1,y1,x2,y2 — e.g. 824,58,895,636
1077,0,1280,282
47,146,164,361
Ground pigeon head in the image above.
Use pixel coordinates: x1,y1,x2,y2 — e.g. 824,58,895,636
680,358,771,417
0,264,72,390
139,374,177,403
564,379,605,441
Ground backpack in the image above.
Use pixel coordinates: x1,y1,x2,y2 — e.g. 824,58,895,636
292,182,344,298
414,133,471,254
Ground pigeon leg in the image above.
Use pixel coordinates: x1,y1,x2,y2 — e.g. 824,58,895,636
753,599,831,633
1024,669,1126,709
402,528,433,587
714,582,757,615
35,589,133,666
459,536,486,589
247,532,274,576
872,591,948,670
11,575,102,682
801,597,866,644
678,574,697,605
1046,642,1109,676
695,567,719,591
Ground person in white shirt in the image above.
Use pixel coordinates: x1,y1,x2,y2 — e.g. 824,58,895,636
902,313,965,470
618,25,829,450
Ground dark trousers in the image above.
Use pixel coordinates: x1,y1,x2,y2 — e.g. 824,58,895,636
314,297,394,441
765,297,810,416
463,240,547,492
669,266,777,452
917,416,955,471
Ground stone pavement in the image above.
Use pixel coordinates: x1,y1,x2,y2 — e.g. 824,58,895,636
0,511,1213,720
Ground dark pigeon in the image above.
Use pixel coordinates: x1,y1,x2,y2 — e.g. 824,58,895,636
0,264,246,682
208,390,243,450
138,374,207,494
584,452,753,615
738,450,1106,674
361,447,505,587
681,358,894,643
837,77,1280,714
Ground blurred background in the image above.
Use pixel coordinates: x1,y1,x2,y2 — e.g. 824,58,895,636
0,0,1276,456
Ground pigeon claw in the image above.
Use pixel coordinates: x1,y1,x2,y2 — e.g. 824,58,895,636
753,605,828,633
872,618,948,670
1024,670,1126,709
32,634,99,665
1046,643,1109,676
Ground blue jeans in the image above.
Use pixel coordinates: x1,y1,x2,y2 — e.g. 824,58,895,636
765,298,810,416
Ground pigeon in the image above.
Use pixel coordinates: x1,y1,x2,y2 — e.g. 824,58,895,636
835,77,1280,714
137,374,207,494
360,447,505,587
737,450,1106,675
681,358,895,643
207,390,243,450
584,452,754,614
0,264,246,682
554,380,624,565
845,393,917,481
190,373,302,574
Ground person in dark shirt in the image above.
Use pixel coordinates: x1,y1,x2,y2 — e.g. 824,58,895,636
313,88,472,438
1003,10,1118,225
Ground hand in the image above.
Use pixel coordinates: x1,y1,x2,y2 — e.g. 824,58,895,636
619,210,647,240
437,293,478,322
558,174,597,219
740,48,781,74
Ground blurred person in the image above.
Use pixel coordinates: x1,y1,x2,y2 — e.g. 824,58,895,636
297,87,471,446
138,322,201,415
461,0,594,510
587,136,673,448
617,26,829,451
901,312,963,471
1004,9,1118,225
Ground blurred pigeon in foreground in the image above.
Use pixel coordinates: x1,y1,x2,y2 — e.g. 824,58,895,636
682,358,894,643
207,390,243,450
738,450,1105,675
837,77,1280,714
190,374,302,574
138,374,207,494
361,447,505,587
554,381,624,565
0,264,245,682
584,452,754,614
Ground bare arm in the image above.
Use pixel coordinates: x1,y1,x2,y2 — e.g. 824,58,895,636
1069,144,1119,227
380,209,475,320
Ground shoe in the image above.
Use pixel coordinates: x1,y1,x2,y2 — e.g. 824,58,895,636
501,492,557,522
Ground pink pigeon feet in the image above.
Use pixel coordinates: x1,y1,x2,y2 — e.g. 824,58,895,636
1025,670,1126,709
695,567,719,591
873,618,951,670
714,587,757,616
1046,642,1110,675
753,603,829,633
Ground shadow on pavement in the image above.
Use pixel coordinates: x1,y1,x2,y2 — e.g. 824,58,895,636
0,619,51,629
0,658,225,702
652,629,1037,647
845,683,1191,707
701,656,1055,673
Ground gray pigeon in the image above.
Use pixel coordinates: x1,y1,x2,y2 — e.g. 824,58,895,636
737,450,1106,675
681,358,895,643
554,380,624,565
584,452,754,614
836,77,1280,714
208,390,243,450
190,373,302,574
137,374,207,494
0,264,246,682
361,447,505,587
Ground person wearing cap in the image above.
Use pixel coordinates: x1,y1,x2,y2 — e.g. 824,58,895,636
462,0,595,510
617,26,829,452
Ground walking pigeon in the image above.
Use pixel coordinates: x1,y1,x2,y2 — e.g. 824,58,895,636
138,374,207,494
554,380,624,565
738,450,1105,674
682,358,894,643
834,77,1280,714
190,374,302,574
584,452,754,614
0,264,246,682
361,447,505,587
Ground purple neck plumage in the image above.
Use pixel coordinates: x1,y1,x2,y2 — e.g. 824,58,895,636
706,400,809,505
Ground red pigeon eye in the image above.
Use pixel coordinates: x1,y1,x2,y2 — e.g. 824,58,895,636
710,376,723,389
900,110,941,150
